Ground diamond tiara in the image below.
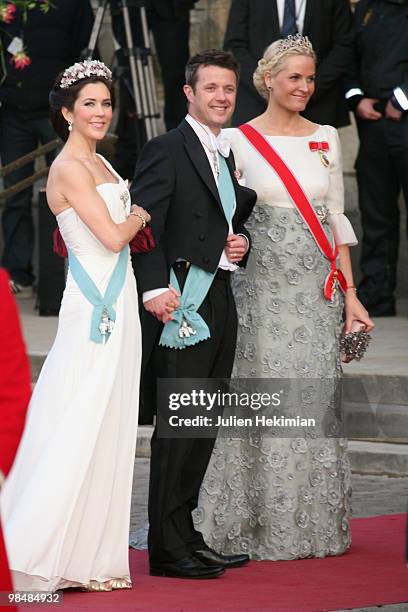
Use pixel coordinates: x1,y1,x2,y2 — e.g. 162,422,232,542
59,60,112,90
275,34,314,57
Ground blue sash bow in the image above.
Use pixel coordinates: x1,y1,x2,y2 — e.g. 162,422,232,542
159,154,235,349
68,247,128,344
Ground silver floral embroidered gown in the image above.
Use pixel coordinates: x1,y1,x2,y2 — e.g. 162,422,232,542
195,125,358,561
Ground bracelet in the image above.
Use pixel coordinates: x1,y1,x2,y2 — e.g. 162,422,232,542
346,285,357,292
129,211,146,229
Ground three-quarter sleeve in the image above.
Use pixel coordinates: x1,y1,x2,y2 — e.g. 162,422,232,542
328,213,358,246
326,126,358,246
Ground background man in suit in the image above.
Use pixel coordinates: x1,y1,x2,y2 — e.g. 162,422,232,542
0,0,94,297
148,0,199,131
345,0,408,316
131,49,256,579
224,0,354,127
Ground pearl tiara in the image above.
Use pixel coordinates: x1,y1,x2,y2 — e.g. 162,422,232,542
59,60,112,89
275,34,314,57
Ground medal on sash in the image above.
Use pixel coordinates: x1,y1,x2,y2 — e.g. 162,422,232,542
239,124,347,302
309,141,330,167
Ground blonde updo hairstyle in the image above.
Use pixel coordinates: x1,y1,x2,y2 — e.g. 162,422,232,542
253,36,316,101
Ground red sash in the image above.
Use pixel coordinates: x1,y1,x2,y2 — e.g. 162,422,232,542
239,123,346,301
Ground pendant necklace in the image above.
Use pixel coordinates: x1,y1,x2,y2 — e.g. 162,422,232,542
193,118,220,177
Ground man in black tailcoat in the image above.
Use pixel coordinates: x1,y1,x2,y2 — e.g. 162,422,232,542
131,49,256,578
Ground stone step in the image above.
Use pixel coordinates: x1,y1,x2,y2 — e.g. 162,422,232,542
344,400,408,443
135,425,153,459
29,352,47,384
348,440,408,477
27,377,408,476
28,350,408,444
134,427,408,477
22,304,408,476
344,374,408,407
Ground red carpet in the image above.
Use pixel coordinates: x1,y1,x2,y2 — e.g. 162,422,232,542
17,514,408,612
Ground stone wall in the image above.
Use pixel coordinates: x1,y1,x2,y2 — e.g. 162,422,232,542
190,0,230,53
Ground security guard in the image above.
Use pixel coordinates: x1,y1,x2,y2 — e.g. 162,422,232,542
345,0,408,316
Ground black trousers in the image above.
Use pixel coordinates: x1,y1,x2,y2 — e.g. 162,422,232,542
0,109,56,286
355,115,408,314
148,7,190,131
148,266,237,564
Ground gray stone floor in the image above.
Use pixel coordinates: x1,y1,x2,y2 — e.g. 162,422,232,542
130,460,408,612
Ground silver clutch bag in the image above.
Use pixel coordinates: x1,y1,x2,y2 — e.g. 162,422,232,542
340,322,371,363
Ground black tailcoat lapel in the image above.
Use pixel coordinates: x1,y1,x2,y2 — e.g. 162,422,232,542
178,120,245,216
178,120,223,212
266,0,281,40
303,0,315,34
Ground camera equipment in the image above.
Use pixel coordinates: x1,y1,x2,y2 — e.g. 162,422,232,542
84,0,159,141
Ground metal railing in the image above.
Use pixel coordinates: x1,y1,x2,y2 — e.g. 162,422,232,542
0,134,118,204
0,138,61,203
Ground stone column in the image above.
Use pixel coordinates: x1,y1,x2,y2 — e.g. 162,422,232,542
190,0,231,54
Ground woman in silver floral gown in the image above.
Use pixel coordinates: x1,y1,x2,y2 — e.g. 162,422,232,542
195,35,374,561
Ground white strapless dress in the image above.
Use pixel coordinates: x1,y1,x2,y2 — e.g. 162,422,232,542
0,157,141,591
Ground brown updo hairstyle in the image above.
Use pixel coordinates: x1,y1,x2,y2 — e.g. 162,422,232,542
49,73,115,141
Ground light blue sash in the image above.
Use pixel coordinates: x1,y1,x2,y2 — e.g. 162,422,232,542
68,247,128,344
159,155,235,349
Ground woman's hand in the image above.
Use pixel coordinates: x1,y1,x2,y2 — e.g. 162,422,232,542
344,290,375,334
130,204,151,225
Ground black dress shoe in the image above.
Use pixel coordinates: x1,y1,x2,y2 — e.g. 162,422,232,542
149,555,225,578
193,548,250,569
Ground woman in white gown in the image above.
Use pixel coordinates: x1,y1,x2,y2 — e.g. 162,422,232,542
0,61,150,592
196,36,374,560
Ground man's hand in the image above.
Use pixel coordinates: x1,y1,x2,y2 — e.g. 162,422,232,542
385,99,403,122
144,286,180,323
356,98,382,121
225,234,248,264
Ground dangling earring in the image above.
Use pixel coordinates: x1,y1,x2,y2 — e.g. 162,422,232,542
68,120,73,132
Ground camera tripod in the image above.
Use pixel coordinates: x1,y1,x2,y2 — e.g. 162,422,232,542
84,0,160,141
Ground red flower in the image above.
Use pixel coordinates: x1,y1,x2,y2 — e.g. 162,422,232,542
0,3,17,23
11,50,31,69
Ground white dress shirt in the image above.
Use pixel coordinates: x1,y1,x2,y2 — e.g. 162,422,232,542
276,0,306,33
185,114,242,272
143,114,246,303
